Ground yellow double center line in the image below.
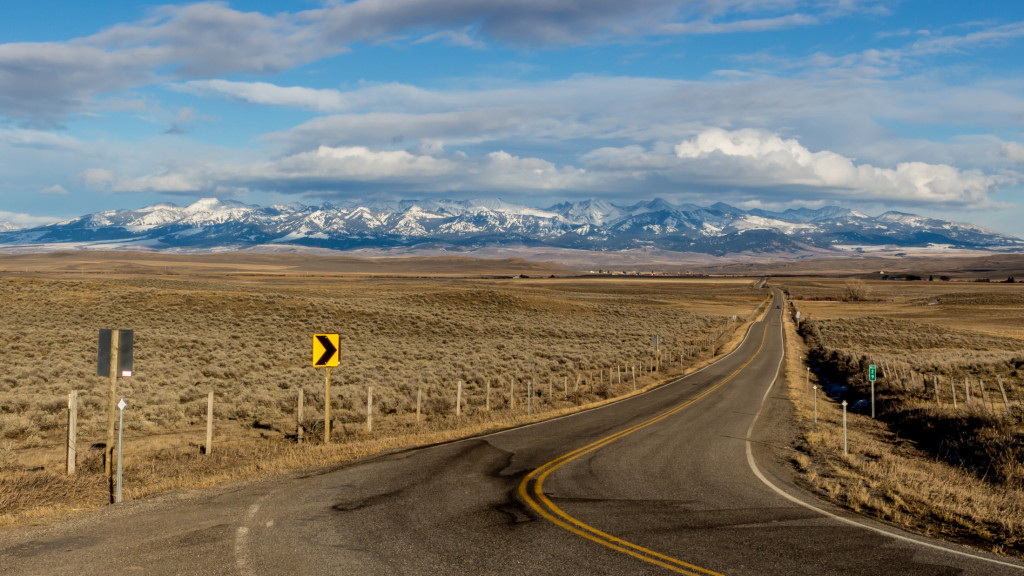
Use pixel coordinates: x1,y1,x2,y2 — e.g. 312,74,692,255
517,315,773,575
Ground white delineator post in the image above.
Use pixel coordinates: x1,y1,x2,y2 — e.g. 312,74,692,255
813,385,818,423
842,400,848,456
456,381,462,417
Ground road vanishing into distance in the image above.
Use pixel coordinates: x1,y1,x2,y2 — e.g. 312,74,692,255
5,290,1023,575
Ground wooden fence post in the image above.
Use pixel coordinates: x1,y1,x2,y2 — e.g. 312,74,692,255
486,380,490,411
950,376,957,410
979,379,992,412
933,376,940,407
205,391,214,455
510,379,516,410
366,386,373,432
996,377,1010,414
297,389,304,443
66,390,78,475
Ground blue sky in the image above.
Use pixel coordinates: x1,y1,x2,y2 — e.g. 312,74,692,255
2,0,1024,235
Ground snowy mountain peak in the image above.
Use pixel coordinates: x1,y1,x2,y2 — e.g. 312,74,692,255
549,199,623,226
1,198,1020,256
185,198,250,213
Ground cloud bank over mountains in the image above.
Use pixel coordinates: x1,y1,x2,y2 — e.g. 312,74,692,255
79,127,997,210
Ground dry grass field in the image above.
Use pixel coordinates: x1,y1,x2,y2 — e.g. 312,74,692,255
781,277,1024,556
0,252,767,527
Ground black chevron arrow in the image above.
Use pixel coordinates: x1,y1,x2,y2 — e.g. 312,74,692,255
315,335,338,366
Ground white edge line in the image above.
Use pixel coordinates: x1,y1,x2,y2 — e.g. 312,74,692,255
744,300,1024,571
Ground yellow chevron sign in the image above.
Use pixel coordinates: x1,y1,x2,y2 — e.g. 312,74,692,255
313,334,340,367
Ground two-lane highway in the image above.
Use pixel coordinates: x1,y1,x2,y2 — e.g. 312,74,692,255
4,290,1022,575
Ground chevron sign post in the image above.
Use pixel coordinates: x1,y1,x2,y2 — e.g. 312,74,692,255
313,334,340,443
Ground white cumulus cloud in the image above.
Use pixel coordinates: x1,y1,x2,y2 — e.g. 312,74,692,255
672,128,996,205
1003,142,1024,163
41,184,68,195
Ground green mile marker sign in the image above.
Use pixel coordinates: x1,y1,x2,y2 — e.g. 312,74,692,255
869,364,876,382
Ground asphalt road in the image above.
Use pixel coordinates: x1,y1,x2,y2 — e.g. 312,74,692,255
4,290,1022,575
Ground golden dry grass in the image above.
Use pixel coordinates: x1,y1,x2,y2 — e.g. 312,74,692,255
781,278,1024,557
0,253,766,527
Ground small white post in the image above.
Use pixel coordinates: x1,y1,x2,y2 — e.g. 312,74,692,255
813,385,818,423
933,376,940,407
205,391,214,455
564,376,568,397
511,380,516,409
842,400,848,456
416,387,422,424
632,366,636,391
456,380,462,417
527,381,532,416
486,380,491,411
950,376,957,409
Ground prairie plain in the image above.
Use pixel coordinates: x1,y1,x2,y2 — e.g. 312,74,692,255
0,251,766,526
782,277,1024,556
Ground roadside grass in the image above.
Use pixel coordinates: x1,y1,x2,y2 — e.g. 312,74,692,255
0,270,766,527
782,279,1024,557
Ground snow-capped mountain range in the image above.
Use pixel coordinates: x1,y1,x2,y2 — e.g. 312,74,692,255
1,197,1021,256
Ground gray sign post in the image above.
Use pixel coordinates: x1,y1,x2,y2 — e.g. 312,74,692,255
868,364,876,419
